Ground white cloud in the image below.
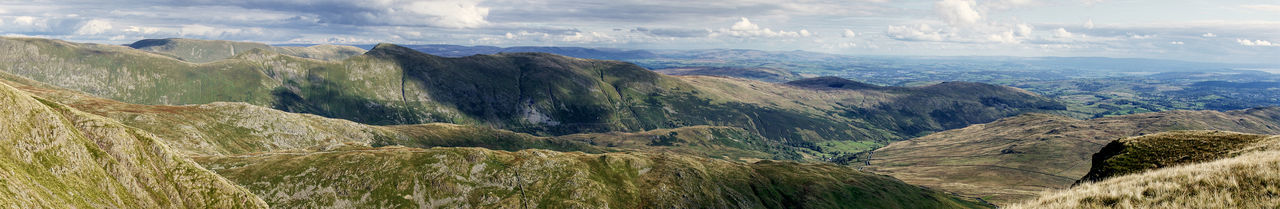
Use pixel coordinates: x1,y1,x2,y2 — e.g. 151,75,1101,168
1202,33,1217,37
713,17,812,38
886,24,944,41
1127,33,1154,39
1170,41,1184,45
935,0,982,25
74,19,112,35
1053,28,1074,38
1242,4,1280,13
1238,39,1276,47
843,29,857,38
1015,24,1033,36
1084,19,1095,29
398,0,490,28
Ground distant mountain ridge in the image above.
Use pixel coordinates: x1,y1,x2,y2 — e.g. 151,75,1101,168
358,44,658,60
130,38,365,62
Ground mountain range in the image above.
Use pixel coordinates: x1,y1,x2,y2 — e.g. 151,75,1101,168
1,36,1277,208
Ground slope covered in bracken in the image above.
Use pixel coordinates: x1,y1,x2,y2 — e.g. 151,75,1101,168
197,145,991,209
866,108,1280,205
1008,131,1280,208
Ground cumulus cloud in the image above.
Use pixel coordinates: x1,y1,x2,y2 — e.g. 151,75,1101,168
74,19,112,35
886,0,1031,44
1238,39,1276,47
935,0,982,25
1170,41,1184,45
1084,19,1095,29
1015,24,1033,36
712,17,812,38
1202,33,1217,37
1053,28,1074,38
843,29,857,38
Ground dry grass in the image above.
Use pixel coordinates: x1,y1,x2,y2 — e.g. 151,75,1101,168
1008,144,1280,209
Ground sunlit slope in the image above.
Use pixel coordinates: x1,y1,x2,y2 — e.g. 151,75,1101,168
868,108,1280,205
197,146,992,209
1008,131,1280,208
0,82,266,208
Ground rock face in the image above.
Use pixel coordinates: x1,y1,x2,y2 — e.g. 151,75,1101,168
867,108,1280,205
1008,132,1280,209
197,146,992,209
0,82,267,208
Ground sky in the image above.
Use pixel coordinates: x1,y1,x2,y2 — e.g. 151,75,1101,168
0,0,1277,64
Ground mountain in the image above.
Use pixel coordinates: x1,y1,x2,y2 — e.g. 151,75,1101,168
866,108,1280,205
377,44,658,60
1008,131,1280,208
0,48,990,208
129,38,365,62
0,37,1065,161
0,81,266,208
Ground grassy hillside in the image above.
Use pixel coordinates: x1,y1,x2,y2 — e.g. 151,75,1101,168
0,37,1063,161
1008,132,1280,208
129,38,364,62
866,108,1280,205
197,145,992,209
0,82,266,208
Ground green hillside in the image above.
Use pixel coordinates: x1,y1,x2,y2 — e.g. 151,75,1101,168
197,145,991,209
0,82,266,208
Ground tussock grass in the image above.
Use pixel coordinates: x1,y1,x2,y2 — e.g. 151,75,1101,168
1009,135,1280,208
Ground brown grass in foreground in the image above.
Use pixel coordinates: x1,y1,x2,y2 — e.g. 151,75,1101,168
1008,136,1280,208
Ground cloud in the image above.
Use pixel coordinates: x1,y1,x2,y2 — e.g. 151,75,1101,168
401,0,490,28
712,17,812,38
935,0,982,25
1202,33,1217,37
1127,33,1154,39
74,19,112,35
1238,39,1276,47
843,29,857,38
886,24,944,41
1084,19,1095,29
1242,4,1280,13
1170,41,1184,45
1015,24,1033,36
631,27,710,38
1053,28,1074,38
